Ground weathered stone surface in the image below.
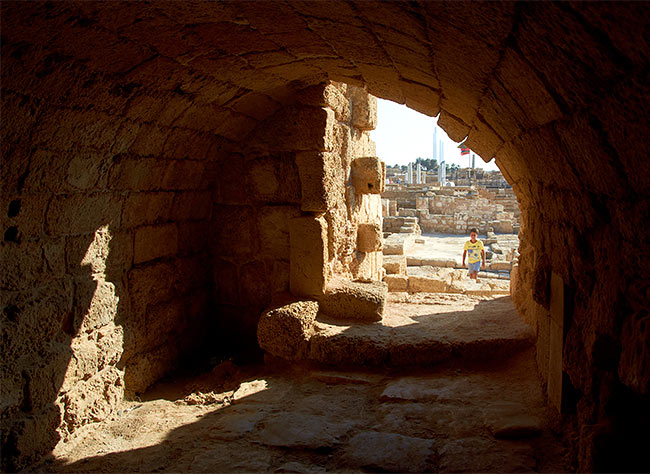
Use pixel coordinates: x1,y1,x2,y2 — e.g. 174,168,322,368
382,255,406,275
343,431,434,473
133,223,178,264
349,87,377,130
289,216,328,297
257,413,354,448
483,401,543,439
408,275,448,293
356,222,383,252
439,437,537,473
257,300,318,360
384,274,409,292
318,279,387,322
350,156,385,194
383,233,413,255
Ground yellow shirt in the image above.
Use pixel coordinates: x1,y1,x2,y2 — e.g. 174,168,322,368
464,239,484,263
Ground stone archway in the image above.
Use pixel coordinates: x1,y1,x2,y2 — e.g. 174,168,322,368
2,2,648,471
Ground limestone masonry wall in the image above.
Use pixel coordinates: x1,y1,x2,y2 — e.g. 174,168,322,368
383,186,520,235
212,81,382,353
1,71,380,470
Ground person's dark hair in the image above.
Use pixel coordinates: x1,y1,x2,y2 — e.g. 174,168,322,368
469,228,479,234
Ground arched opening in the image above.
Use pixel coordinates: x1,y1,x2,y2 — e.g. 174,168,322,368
2,2,648,472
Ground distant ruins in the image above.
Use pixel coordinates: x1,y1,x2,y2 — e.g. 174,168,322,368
382,172,520,235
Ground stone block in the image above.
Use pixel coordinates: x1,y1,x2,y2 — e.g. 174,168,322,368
258,205,301,260
108,156,168,191
318,278,387,322
171,191,212,221
240,260,272,306
177,221,210,256
437,110,471,143
289,215,328,297
212,204,257,257
408,276,448,293
385,274,409,292
383,255,407,275
383,233,412,255
421,258,457,268
122,192,174,228
483,401,543,439
489,261,512,271
134,223,178,264
124,343,179,394
145,298,184,346
257,300,318,360
1,238,66,291
127,261,176,315
253,105,331,152
324,83,351,122
343,431,434,473
248,154,301,204
349,86,377,130
295,151,339,212
357,223,383,252
350,157,384,194
357,194,383,222
45,193,123,236
352,250,384,282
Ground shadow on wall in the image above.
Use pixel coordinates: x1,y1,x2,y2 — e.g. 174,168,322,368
3,209,215,471
1,220,123,471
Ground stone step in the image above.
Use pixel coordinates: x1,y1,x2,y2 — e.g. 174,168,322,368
307,296,534,367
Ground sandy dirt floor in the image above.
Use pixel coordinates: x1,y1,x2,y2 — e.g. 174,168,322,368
31,295,569,473
407,233,519,266
407,234,471,263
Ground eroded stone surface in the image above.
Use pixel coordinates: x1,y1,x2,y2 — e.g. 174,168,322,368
343,431,435,472
257,300,318,360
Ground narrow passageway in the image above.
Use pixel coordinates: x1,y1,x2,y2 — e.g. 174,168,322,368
34,295,569,473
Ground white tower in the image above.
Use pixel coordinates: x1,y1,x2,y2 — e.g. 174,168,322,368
438,142,446,185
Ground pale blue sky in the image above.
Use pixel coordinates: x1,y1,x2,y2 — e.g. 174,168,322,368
370,99,499,171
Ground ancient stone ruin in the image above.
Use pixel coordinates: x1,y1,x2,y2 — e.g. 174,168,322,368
383,183,520,235
2,2,649,473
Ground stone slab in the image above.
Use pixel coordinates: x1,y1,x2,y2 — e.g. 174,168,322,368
342,431,434,473
318,279,387,322
483,401,543,439
257,413,354,448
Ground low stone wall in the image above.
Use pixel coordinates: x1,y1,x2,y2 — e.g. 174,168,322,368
383,267,510,296
382,184,520,235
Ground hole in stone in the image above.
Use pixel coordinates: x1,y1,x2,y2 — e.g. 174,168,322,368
7,199,21,217
4,304,20,322
4,226,20,243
